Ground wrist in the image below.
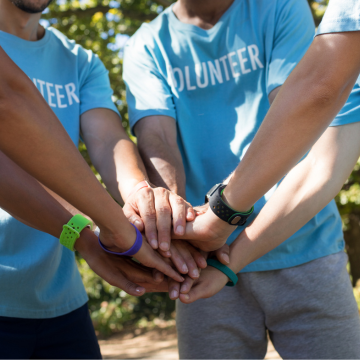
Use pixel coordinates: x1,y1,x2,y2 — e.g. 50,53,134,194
222,185,254,213
74,227,96,254
123,178,149,202
228,229,255,273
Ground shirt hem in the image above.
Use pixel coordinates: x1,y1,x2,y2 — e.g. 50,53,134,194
0,293,88,319
317,21,360,36
240,245,344,273
80,103,120,117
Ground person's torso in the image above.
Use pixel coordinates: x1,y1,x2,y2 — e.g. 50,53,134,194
0,28,88,318
130,0,345,271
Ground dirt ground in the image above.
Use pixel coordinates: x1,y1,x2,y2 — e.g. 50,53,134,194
99,325,281,359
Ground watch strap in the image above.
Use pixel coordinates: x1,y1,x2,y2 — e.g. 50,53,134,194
60,214,93,251
207,259,238,287
208,184,254,226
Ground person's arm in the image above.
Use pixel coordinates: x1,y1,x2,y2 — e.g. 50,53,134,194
0,47,138,252
179,121,360,303
80,108,194,253
223,32,360,212
0,151,167,296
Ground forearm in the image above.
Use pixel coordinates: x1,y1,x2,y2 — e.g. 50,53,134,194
227,124,360,273
138,136,186,198
0,48,130,237
93,137,148,203
0,151,71,237
224,32,360,212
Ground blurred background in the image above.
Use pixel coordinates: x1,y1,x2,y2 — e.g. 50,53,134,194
41,0,360,339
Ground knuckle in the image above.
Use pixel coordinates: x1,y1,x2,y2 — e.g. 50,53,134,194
157,206,171,215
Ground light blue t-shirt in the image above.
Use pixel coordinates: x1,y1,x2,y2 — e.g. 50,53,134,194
124,0,345,272
317,0,360,124
0,28,118,318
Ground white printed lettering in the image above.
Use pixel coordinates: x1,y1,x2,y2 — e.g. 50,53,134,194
208,60,223,85
46,82,56,107
248,45,264,71
55,85,67,108
65,83,80,105
195,62,209,88
237,48,251,74
33,78,37,87
219,55,230,81
185,66,196,91
227,52,240,78
37,79,45,97
168,66,184,92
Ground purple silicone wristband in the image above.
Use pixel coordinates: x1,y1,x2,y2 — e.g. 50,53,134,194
98,223,143,256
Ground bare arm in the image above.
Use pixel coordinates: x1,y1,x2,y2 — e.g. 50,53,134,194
229,121,360,272
0,47,133,247
135,115,186,198
180,122,360,303
223,32,360,212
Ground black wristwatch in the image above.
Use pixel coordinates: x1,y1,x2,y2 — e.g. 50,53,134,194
205,183,254,226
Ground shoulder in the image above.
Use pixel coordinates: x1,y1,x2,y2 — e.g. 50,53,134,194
47,27,97,64
126,7,172,52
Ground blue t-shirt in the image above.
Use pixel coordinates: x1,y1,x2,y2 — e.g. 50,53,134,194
124,0,345,272
317,0,360,35
0,28,118,318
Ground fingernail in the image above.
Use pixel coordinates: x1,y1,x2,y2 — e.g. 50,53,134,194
135,287,144,294
171,290,178,299
179,276,185,282
164,251,171,257
192,268,199,278
182,264,188,273
180,285,188,293
150,239,158,249
176,225,184,235
160,242,169,251
222,254,230,264
134,220,142,228
183,294,190,300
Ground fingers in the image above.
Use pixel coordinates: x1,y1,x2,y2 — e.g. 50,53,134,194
122,203,144,232
185,202,196,222
214,244,230,265
169,192,186,236
154,188,172,252
135,241,185,283
152,269,164,283
168,278,181,300
179,276,195,294
188,246,208,269
179,283,205,304
135,188,159,249
167,244,189,275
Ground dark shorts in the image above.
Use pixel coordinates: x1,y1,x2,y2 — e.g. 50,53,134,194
0,303,101,359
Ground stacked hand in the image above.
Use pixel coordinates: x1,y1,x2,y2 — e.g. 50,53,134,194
81,185,235,301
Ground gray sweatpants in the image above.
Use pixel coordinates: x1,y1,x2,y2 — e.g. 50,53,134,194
177,252,360,359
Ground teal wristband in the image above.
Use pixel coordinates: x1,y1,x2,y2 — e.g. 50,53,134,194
207,259,238,287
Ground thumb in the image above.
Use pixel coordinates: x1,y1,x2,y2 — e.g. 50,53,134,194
179,282,207,304
123,203,144,232
214,244,230,265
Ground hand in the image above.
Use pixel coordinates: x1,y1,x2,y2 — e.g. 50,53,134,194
99,225,185,283
173,204,235,252
159,239,207,279
178,265,230,304
74,228,167,296
167,243,230,300
123,186,195,252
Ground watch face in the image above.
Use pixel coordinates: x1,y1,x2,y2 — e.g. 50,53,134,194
205,183,222,203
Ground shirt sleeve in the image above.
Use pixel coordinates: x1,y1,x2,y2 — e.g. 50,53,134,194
123,29,176,134
78,49,119,116
317,0,360,35
330,83,360,127
266,0,315,95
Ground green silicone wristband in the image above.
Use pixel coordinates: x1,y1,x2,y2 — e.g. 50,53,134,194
59,214,93,251
207,259,238,287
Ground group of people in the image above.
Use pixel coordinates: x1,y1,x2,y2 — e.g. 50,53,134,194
1,0,360,358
